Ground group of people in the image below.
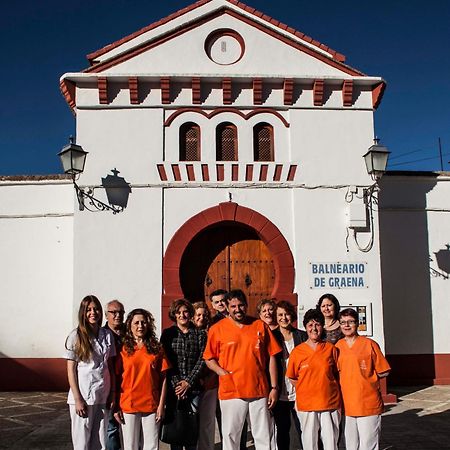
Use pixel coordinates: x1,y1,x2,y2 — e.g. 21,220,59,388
64,291,390,450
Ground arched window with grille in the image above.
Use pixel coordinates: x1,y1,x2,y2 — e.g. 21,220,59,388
179,122,200,161
216,122,238,161
253,123,274,161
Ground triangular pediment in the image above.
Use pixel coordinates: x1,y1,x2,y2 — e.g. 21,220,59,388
84,0,364,78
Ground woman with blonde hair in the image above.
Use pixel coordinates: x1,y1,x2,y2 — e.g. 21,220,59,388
64,295,116,450
114,308,170,450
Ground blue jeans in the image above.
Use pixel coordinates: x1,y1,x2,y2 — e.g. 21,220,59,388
106,409,121,450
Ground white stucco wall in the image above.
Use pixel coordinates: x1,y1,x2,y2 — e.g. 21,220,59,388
379,173,450,355
0,179,74,358
72,187,165,333
105,14,348,78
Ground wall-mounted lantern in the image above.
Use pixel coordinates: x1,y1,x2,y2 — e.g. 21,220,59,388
363,138,390,180
58,137,129,214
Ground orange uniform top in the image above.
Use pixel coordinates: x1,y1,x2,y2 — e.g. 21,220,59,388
118,346,170,414
286,341,340,412
203,317,281,401
335,336,391,417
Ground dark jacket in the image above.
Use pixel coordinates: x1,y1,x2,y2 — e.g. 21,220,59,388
272,327,307,391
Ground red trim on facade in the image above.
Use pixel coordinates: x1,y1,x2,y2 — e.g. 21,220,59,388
84,9,362,77
372,81,386,110
313,79,324,106
387,353,450,385
201,164,210,181
232,164,239,181
85,13,216,73
380,377,397,404
161,202,297,328
205,29,245,65
287,164,297,181
259,164,268,181
129,77,139,104
87,0,346,66
216,164,225,181
223,10,361,76
273,164,282,181
186,164,195,181
98,77,108,104
223,78,232,105
283,78,294,105
87,0,211,62
164,107,289,127
253,78,262,105
161,77,171,104
157,164,168,181
245,164,254,181
60,79,76,113
0,358,68,391
192,77,201,104
342,79,353,107
171,164,181,181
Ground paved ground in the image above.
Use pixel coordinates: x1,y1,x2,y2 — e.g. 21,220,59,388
0,386,449,449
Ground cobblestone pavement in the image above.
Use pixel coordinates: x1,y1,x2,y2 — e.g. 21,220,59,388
0,386,449,449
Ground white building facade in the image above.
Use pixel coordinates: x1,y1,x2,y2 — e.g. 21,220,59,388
0,0,448,390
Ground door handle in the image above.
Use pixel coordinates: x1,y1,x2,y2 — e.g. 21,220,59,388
205,273,212,287
245,273,252,287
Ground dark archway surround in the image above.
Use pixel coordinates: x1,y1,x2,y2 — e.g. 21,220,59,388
162,201,297,328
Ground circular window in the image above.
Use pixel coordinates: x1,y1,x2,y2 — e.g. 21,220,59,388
205,29,245,65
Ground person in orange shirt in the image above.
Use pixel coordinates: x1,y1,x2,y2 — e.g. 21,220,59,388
114,308,170,450
335,308,390,450
286,308,341,450
203,289,281,450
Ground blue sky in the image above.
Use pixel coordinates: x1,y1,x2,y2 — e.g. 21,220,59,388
1,0,449,174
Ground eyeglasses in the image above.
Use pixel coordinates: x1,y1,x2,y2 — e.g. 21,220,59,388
108,310,124,316
339,320,357,326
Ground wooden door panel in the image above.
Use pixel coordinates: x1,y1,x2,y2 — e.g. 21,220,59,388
180,224,274,312
229,239,274,317
204,247,229,299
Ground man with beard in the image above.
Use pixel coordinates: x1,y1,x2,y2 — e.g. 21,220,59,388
203,290,281,450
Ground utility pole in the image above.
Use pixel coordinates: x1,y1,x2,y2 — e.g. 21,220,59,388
438,137,444,171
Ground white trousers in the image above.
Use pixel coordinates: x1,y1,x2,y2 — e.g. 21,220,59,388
121,412,159,450
69,404,107,450
220,397,271,450
197,388,218,450
297,410,340,450
344,415,381,450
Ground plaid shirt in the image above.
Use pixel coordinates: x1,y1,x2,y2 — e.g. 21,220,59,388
160,324,207,390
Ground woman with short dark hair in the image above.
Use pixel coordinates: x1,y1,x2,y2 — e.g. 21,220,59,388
287,309,341,450
336,308,390,450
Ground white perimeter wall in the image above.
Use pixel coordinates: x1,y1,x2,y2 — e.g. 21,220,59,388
379,173,450,355
0,180,74,358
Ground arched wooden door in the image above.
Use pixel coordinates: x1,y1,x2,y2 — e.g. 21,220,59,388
180,223,275,317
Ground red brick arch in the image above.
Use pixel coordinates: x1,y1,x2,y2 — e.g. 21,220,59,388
162,202,297,327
